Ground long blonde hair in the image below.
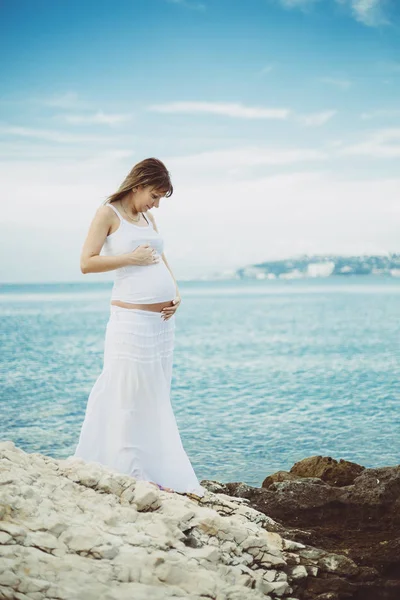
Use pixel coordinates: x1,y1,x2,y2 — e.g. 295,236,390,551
102,157,173,205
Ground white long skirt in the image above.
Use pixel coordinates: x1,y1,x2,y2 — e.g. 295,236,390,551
72,304,206,497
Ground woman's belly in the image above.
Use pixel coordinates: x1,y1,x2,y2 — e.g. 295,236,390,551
110,261,176,309
110,299,173,312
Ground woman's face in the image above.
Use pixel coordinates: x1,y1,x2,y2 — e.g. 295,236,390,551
136,185,165,211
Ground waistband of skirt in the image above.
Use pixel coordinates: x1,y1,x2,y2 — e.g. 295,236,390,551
109,304,167,318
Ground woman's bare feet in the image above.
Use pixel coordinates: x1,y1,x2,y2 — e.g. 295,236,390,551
149,481,174,493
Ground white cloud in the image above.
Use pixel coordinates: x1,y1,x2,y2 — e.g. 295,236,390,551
0,124,120,144
296,110,337,127
148,100,336,127
165,146,328,175
1,158,399,281
62,111,133,126
258,64,276,75
360,109,400,120
38,91,92,110
147,101,291,120
165,0,206,10
337,0,390,27
319,76,352,89
0,141,134,162
277,0,391,26
339,128,400,158
279,0,321,8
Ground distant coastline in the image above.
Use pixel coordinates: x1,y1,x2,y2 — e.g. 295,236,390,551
203,253,400,281
1,254,400,286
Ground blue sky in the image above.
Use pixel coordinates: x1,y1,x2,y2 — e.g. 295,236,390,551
0,0,399,282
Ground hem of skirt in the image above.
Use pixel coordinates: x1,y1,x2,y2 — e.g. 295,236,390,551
177,485,207,498
65,457,206,498
167,488,206,498
133,474,206,498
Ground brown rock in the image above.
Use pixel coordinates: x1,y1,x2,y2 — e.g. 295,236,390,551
209,457,400,599
262,470,302,488
290,455,365,487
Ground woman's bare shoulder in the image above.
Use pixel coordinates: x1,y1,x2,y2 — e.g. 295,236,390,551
101,202,117,213
87,204,118,232
98,203,118,220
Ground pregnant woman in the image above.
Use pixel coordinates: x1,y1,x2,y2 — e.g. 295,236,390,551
72,157,205,499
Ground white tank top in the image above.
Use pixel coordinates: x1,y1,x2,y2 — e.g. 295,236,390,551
102,203,176,304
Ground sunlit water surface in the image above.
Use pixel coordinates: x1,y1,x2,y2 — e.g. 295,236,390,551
1,277,399,487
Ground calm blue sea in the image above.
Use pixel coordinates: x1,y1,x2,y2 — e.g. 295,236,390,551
1,276,399,487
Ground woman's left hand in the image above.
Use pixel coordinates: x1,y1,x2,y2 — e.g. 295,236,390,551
161,295,181,320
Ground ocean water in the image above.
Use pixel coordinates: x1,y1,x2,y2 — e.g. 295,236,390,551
1,276,399,488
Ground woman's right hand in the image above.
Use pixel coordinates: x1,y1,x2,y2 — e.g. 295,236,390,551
124,244,160,266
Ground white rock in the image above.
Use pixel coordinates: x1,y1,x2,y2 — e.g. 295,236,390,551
288,565,308,579
0,441,312,600
282,538,306,551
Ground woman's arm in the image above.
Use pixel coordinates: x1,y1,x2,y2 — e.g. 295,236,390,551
161,252,180,297
80,205,128,274
147,212,180,297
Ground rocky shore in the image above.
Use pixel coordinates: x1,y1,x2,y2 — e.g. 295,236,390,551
0,442,399,600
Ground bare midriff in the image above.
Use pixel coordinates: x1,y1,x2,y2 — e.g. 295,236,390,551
110,299,174,313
